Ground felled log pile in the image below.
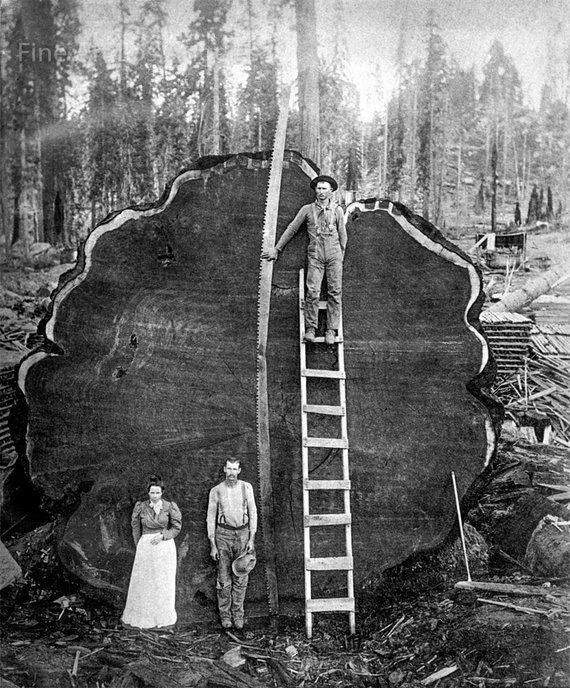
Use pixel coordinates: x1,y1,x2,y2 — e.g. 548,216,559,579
468,441,569,580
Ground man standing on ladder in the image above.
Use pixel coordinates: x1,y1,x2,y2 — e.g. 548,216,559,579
262,175,347,345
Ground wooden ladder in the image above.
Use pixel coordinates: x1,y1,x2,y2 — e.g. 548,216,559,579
298,268,356,638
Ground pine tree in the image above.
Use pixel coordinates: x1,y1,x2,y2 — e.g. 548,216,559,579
154,57,193,188
319,56,361,192
0,1,17,258
181,0,233,157
387,23,407,200
234,47,279,151
131,0,169,200
416,16,447,222
474,177,485,215
480,41,523,209
448,64,477,214
319,1,362,193
526,184,539,224
295,0,319,164
85,48,122,226
546,186,553,221
43,0,81,246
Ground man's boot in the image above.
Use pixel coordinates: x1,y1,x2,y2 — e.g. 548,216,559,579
305,327,316,342
325,329,335,345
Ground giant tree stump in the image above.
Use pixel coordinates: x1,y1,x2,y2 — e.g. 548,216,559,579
18,153,496,621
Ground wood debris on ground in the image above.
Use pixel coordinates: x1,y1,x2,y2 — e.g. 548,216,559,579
491,345,570,444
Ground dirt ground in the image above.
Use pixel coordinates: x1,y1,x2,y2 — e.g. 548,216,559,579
1,490,569,688
1,222,569,687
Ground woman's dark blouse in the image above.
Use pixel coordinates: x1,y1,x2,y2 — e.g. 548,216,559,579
131,500,182,544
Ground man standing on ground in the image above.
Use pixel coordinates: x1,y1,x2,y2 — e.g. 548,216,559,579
262,175,347,345
207,458,257,631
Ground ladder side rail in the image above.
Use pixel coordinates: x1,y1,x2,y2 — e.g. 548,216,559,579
337,305,349,480
338,306,356,634
299,268,313,637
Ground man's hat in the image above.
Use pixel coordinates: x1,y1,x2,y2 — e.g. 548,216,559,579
310,175,338,191
232,550,257,576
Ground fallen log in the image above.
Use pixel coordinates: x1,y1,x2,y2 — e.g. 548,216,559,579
525,515,570,578
484,492,569,560
15,153,497,618
455,580,568,597
488,264,570,313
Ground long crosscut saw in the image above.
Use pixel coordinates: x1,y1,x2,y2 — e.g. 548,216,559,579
256,84,291,618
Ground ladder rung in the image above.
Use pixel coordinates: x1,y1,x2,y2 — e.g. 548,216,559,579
302,368,345,379
310,336,343,344
306,556,353,571
306,597,355,612
305,513,351,527
318,300,328,309
304,437,348,449
303,404,345,416
305,479,351,490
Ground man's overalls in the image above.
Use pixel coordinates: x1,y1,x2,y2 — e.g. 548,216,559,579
305,203,343,332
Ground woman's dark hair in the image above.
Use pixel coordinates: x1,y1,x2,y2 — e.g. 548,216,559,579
147,474,164,491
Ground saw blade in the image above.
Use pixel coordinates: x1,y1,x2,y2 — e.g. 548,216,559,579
256,84,291,617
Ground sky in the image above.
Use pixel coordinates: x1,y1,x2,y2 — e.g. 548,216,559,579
77,0,569,120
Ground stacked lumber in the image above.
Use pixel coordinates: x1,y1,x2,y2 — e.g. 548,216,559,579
531,323,570,359
0,325,27,461
485,313,570,444
0,366,16,457
480,310,533,376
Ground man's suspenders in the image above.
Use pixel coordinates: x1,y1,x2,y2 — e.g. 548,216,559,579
312,204,338,236
217,482,248,527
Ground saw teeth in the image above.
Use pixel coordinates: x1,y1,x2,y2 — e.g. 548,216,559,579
255,85,291,616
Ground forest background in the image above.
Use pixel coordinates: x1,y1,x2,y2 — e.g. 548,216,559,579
1,0,569,261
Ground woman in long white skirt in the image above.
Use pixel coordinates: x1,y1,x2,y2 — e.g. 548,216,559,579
122,475,182,629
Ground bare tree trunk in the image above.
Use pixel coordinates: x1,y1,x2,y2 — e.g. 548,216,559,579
118,0,129,96
502,120,508,206
425,92,434,221
18,97,44,256
409,79,417,209
434,91,449,225
212,46,220,155
295,0,320,164
491,140,497,233
383,105,388,196
0,17,14,261
485,122,490,172
456,134,462,210
512,132,521,200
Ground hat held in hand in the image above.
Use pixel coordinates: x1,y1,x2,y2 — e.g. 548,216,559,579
232,549,257,576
